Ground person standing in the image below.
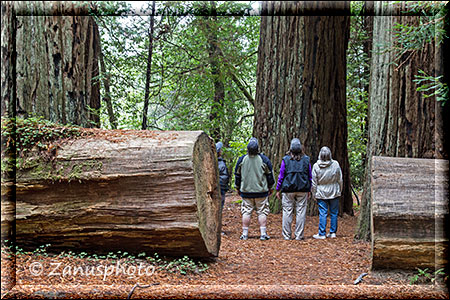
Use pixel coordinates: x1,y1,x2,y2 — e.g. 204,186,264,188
276,138,311,240
216,142,229,210
235,137,275,240
311,146,343,239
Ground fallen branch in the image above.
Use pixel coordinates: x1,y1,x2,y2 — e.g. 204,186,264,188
128,283,160,299
353,272,368,285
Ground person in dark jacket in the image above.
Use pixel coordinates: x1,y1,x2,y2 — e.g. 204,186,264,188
235,137,275,241
216,142,229,209
276,138,312,240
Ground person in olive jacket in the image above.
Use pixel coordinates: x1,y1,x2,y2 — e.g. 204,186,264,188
276,138,312,240
235,137,275,241
311,146,343,239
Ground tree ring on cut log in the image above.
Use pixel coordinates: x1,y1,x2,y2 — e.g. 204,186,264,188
192,132,222,257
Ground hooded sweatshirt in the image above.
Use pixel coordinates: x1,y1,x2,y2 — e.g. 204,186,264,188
311,159,343,200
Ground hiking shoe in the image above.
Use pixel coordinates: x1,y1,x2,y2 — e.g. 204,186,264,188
327,233,336,238
260,234,270,240
313,234,326,240
240,234,248,240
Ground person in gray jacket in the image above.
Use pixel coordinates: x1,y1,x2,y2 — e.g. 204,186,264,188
234,137,275,241
311,146,343,239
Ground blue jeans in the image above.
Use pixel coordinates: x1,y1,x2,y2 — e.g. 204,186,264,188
317,198,339,236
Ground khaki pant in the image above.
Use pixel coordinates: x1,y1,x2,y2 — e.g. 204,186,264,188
282,192,308,240
241,196,270,217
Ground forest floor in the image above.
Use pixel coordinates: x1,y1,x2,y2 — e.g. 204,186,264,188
1,193,448,299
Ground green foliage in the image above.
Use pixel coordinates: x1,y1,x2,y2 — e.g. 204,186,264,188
394,1,447,45
0,116,104,185
350,1,365,16
387,2,448,108
1,116,84,156
409,268,448,285
1,243,209,276
1,116,90,181
93,1,258,148
151,255,209,275
223,140,248,190
413,70,449,105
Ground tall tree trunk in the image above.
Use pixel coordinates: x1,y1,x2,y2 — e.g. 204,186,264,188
99,48,117,129
355,1,443,240
360,1,374,170
1,1,15,118
253,1,352,216
14,1,100,127
142,1,156,130
205,1,224,142
1,1,17,291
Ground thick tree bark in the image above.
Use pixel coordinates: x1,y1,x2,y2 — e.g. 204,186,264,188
370,156,448,270
1,130,222,257
1,1,15,118
355,2,444,240
142,1,156,130
360,1,374,169
13,1,100,127
253,1,352,216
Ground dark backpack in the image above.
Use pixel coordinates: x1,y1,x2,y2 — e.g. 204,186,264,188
280,155,311,193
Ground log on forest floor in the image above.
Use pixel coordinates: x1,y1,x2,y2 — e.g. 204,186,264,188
1,130,222,257
370,156,449,270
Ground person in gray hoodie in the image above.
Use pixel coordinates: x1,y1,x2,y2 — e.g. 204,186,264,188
311,146,343,239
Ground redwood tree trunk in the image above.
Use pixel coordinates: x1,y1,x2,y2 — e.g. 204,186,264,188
2,130,222,257
13,1,100,127
355,1,444,240
1,1,15,118
360,1,374,169
253,1,353,216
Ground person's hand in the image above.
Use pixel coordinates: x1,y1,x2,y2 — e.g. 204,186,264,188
269,189,273,196
276,191,281,200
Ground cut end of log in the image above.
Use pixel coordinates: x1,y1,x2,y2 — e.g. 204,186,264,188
193,132,222,257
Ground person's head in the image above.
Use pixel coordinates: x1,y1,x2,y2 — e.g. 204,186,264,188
216,141,223,157
247,137,259,155
318,146,332,161
288,138,303,160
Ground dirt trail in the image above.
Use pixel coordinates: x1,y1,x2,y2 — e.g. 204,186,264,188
183,194,373,285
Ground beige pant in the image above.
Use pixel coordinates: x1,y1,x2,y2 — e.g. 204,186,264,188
282,192,308,240
241,196,270,217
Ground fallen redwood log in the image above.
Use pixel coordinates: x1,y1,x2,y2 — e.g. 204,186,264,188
2,130,222,257
370,156,449,270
